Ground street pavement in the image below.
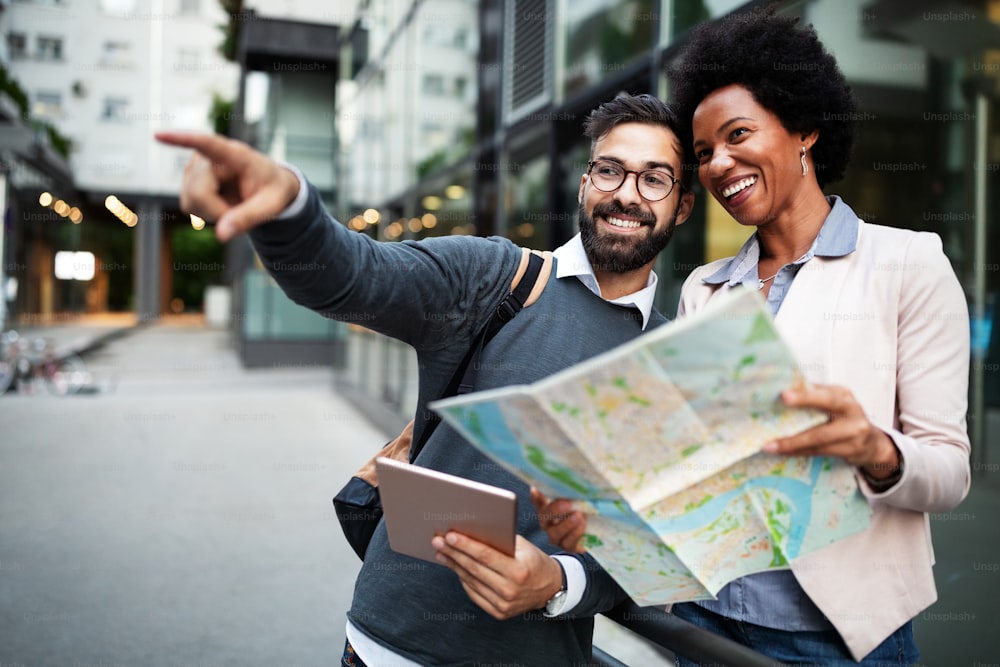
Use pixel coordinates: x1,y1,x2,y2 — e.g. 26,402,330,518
1,317,378,667
1,317,998,666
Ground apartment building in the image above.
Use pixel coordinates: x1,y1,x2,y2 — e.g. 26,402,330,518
4,0,239,318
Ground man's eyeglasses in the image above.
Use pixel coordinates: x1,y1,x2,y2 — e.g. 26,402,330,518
587,159,680,202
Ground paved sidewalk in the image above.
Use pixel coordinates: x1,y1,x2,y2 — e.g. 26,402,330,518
0,319,378,667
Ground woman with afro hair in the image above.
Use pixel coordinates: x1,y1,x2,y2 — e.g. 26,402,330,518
540,7,970,666
670,8,970,666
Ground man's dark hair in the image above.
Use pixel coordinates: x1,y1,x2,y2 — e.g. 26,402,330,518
583,93,695,190
668,8,857,187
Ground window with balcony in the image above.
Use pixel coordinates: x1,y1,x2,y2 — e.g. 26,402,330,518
34,91,63,119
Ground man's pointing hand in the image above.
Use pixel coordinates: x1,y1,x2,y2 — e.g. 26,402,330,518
155,132,300,242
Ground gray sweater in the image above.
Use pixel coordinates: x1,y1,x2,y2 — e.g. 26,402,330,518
250,184,664,666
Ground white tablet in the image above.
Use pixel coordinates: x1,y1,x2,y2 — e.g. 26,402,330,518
375,457,517,563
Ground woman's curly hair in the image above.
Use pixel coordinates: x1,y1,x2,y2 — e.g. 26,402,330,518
668,8,857,187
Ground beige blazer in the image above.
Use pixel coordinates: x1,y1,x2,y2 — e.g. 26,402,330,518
678,219,971,660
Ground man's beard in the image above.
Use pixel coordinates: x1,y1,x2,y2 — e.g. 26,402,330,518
579,200,678,274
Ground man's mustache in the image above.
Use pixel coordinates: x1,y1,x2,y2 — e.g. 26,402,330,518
591,202,655,226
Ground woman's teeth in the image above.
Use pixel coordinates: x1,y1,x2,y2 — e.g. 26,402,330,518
722,176,757,199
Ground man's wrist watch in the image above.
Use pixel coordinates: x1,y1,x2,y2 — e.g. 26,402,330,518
544,561,569,616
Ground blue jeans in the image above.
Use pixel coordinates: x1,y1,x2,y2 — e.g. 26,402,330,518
671,603,919,666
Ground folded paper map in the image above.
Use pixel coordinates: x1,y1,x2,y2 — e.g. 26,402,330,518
430,287,872,605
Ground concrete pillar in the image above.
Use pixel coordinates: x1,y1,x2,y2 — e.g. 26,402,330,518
134,199,163,321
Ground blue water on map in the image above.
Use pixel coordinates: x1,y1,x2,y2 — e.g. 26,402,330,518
642,457,826,559
439,403,604,500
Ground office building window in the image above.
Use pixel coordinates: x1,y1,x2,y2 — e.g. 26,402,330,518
423,24,473,51
422,74,445,95
421,123,447,151
672,0,746,38
101,40,132,68
562,0,655,98
36,35,63,61
7,33,27,59
34,91,63,118
504,150,549,248
423,25,453,47
101,97,130,122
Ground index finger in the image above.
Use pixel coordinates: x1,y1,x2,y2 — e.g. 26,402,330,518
782,383,856,413
440,530,501,560
435,532,511,580
155,131,237,163
529,487,550,513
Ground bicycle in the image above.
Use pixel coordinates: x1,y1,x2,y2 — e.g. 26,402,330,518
0,330,91,396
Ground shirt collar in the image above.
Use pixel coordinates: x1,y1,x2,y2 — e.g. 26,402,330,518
702,195,860,286
551,233,658,329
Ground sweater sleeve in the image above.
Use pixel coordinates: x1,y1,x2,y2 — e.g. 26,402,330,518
247,180,522,353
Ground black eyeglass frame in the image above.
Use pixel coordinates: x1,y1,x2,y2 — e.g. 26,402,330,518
586,159,682,202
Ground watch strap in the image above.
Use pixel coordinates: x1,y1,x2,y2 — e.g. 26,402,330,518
544,560,568,616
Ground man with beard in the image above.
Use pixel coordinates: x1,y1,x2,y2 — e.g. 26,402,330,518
157,92,693,667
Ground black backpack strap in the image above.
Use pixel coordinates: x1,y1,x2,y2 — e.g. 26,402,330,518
483,251,545,345
409,251,547,461
462,251,545,393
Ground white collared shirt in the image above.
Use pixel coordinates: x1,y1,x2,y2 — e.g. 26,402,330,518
551,233,658,330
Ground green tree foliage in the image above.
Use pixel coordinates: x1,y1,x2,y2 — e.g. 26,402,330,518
217,0,245,62
209,92,235,136
171,225,225,311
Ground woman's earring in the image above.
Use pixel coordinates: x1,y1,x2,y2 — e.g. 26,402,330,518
800,146,808,177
